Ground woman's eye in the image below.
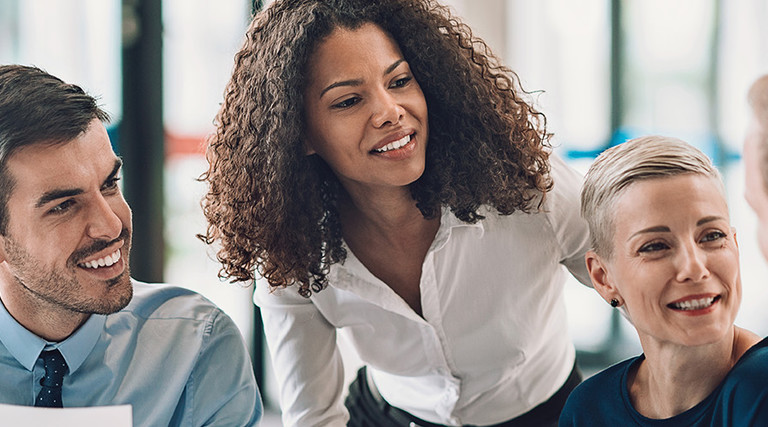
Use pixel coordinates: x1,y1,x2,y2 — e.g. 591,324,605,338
701,230,726,243
638,241,670,253
390,76,412,88
332,97,360,109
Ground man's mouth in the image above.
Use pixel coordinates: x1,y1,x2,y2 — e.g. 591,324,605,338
78,249,121,269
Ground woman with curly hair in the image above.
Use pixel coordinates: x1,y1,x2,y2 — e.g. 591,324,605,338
201,0,591,425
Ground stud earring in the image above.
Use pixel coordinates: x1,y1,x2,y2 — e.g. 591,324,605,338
610,299,619,308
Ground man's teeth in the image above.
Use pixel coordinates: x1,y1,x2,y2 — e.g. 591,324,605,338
671,296,717,311
81,250,121,269
374,135,411,153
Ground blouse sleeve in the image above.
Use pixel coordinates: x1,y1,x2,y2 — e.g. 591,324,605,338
546,153,593,287
253,280,348,427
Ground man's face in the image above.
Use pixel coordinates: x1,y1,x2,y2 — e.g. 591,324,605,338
0,119,133,323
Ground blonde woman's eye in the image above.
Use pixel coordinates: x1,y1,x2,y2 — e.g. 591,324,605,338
701,230,726,243
638,241,669,253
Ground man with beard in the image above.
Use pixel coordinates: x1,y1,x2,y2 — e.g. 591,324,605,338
0,65,261,426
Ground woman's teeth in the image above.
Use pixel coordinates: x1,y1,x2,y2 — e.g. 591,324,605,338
374,135,411,153
670,296,717,311
81,250,121,269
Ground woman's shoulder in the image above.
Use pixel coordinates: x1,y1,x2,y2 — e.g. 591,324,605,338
570,357,637,399
724,336,768,385
713,337,768,425
560,356,640,425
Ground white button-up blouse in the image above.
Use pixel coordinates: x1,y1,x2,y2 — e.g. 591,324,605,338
254,154,592,426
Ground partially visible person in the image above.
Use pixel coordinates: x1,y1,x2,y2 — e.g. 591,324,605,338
0,64,262,426
200,0,592,425
744,74,768,260
560,136,768,426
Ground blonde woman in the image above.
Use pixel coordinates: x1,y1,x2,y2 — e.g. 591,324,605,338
560,136,768,426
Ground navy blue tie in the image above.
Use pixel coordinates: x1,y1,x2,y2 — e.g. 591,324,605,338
35,349,68,407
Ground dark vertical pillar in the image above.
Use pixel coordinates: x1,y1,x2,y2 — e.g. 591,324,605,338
120,0,165,283
609,0,623,141
708,0,725,167
608,0,625,356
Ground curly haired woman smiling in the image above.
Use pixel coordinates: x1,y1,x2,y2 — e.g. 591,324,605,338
201,0,592,425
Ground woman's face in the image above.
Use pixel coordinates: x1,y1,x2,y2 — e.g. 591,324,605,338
303,23,429,196
591,174,741,348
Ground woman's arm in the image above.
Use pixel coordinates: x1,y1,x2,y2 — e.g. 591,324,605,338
253,281,348,427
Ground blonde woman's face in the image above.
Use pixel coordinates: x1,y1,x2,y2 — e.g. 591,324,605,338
302,23,429,197
600,174,740,349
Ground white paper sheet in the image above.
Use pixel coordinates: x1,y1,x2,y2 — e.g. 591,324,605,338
0,404,132,427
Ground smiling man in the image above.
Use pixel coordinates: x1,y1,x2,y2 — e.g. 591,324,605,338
0,65,261,426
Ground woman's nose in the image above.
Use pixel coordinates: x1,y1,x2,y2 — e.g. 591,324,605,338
371,90,405,128
675,242,710,283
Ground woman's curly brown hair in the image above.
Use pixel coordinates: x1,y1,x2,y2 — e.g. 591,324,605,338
200,0,553,297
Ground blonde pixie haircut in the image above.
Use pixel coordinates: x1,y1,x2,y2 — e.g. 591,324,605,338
581,135,724,259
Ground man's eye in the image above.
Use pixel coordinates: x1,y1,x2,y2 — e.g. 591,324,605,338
103,177,121,191
49,199,75,214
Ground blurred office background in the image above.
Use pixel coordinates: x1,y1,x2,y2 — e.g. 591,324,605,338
2,0,768,421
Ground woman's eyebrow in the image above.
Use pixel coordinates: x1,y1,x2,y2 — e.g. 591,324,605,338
319,58,406,98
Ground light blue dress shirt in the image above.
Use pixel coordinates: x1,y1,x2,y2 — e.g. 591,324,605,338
0,280,262,426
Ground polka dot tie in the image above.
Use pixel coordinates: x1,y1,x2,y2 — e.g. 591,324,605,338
35,349,68,407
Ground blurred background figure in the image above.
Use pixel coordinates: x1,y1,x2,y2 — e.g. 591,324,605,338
744,74,768,260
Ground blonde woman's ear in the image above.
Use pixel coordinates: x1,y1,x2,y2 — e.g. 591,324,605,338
585,250,622,307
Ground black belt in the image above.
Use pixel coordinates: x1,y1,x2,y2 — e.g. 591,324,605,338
362,362,582,427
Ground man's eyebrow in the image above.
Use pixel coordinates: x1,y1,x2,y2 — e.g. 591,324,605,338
35,158,123,208
35,188,83,208
319,58,406,98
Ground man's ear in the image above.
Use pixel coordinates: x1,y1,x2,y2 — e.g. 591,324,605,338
585,250,622,305
0,237,8,264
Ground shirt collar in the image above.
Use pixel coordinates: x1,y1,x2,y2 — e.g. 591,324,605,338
0,297,105,372
332,206,485,279
430,206,485,252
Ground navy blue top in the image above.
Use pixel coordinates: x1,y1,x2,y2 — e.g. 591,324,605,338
559,337,768,426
